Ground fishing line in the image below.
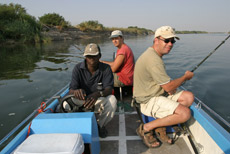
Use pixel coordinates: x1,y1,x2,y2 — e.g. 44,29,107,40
191,34,230,72
73,44,84,54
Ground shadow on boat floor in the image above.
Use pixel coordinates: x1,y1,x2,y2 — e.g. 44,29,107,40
98,90,194,154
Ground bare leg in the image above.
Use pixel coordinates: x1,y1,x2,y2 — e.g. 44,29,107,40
143,104,191,131
140,91,193,144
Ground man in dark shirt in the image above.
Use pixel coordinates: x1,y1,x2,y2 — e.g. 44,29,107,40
69,43,117,138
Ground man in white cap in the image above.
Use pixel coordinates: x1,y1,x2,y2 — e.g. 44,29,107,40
69,43,117,138
133,26,194,147
101,30,134,87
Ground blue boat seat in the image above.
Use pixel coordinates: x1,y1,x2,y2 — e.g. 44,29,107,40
141,114,177,133
29,112,100,154
133,98,178,133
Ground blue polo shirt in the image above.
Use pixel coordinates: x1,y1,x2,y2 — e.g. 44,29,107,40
69,60,114,95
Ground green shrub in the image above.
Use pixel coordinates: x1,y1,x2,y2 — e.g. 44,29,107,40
39,13,70,28
0,3,41,43
104,26,153,36
77,20,104,32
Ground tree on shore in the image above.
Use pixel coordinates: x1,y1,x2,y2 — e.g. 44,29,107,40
39,13,70,30
0,3,41,43
77,20,104,32
76,20,153,35
176,30,208,34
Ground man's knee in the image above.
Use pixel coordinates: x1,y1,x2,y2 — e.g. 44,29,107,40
106,95,117,110
179,91,194,107
175,105,191,122
186,91,194,106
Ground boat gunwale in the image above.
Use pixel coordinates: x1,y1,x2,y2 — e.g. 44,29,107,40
189,102,230,153
0,84,70,152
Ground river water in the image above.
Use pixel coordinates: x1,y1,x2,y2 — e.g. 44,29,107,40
0,34,230,140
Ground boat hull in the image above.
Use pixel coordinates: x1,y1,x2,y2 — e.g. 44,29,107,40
186,103,230,154
1,86,230,154
0,88,100,154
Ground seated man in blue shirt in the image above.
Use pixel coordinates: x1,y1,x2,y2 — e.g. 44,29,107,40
69,43,117,138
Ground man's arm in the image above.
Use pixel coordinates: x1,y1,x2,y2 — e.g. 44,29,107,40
83,86,113,109
161,71,194,94
101,55,125,72
100,86,113,97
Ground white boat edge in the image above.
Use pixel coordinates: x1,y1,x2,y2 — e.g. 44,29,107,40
187,103,230,154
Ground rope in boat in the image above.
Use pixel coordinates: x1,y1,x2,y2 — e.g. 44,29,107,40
26,102,54,138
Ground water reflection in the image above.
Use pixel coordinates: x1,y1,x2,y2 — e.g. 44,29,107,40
0,45,40,80
0,42,76,80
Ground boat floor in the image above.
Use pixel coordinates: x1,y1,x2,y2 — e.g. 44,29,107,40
99,89,195,154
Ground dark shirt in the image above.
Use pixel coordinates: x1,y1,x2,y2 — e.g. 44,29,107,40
69,60,114,95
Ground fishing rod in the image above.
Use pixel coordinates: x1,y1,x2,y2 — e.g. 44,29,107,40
73,44,84,54
191,34,230,72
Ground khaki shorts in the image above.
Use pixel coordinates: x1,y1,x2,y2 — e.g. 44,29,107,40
67,95,117,127
140,90,183,119
113,73,125,87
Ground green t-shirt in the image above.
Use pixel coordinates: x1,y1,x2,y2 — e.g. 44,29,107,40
133,47,170,104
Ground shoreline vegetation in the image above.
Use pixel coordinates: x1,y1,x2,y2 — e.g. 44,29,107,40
0,3,229,45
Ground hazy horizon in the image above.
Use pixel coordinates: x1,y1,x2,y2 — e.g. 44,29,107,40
1,0,230,32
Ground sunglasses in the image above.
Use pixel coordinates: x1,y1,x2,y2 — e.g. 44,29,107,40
157,37,176,44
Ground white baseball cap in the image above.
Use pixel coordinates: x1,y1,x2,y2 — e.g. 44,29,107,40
109,30,123,39
83,43,100,56
154,26,180,40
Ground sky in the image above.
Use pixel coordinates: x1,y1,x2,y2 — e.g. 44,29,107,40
1,0,230,32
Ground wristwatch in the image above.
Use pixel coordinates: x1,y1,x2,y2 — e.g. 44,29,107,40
99,91,104,97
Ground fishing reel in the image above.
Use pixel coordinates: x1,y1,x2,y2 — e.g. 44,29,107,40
58,94,92,113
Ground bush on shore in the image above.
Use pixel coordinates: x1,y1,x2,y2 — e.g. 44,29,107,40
39,13,70,30
76,20,153,35
0,3,41,43
77,20,104,32
176,31,208,34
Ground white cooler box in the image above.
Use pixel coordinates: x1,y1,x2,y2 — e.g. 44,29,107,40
12,133,84,154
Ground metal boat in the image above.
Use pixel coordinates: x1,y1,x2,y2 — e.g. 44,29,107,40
0,84,230,154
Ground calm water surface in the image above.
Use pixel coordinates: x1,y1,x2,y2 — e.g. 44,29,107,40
0,34,230,139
